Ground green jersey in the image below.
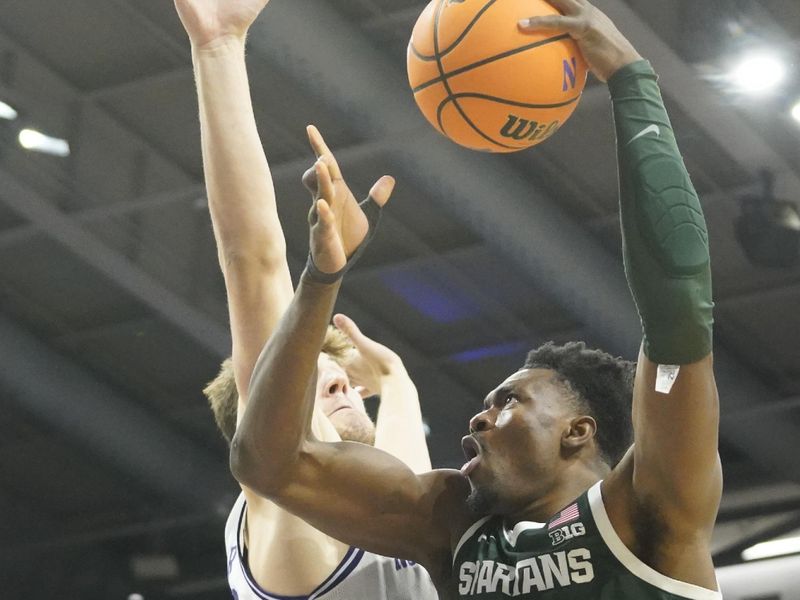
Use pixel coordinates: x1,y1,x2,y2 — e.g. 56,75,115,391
452,482,720,600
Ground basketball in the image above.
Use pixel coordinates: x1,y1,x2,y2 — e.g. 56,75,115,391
407,0,588,152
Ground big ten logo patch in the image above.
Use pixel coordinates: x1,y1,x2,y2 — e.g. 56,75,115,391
548,522,586,547
499,116,561,142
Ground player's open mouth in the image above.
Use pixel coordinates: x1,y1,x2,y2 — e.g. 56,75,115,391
460,435,482,477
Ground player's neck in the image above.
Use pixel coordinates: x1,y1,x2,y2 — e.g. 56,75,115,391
506,461,608,526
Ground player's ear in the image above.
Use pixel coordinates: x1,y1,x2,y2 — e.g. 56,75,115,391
562,416,596,451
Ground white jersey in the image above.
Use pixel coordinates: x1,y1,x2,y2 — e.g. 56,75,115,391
225,493,439,600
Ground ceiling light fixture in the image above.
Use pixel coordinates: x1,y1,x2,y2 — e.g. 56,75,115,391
742,535,800,561
730,53,786,94
0,100,17,120
18,128,70,157
792,101,800,124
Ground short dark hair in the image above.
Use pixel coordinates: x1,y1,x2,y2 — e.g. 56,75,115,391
523,341,634,467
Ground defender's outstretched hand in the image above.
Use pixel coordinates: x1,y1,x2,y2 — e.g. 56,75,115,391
303,125,395,275
174,0,269,48
518,0,642,82
333,314,404,397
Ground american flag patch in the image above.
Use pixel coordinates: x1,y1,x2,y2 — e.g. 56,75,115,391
548,503,580,530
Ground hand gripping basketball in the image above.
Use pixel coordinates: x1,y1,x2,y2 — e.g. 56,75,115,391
302,126,395,283
407,0,588,152
518,0,642,82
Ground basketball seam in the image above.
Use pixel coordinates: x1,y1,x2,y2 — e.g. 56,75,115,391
413,33,572,94
432,0,516,150
434,97,514,150
436,92,578,149
444,91,581,109
410,0,498,62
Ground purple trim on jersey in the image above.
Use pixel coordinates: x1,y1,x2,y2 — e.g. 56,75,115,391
235,498,365,600
309,548,365,599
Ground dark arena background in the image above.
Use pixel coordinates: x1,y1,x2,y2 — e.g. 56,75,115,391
1,1,799,598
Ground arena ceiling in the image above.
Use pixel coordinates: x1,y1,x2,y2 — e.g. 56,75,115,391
1,0,799,598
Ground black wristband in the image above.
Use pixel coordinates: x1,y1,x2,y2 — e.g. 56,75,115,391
304,196,383,284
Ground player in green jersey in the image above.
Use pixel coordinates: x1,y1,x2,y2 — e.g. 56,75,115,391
230,1,722,598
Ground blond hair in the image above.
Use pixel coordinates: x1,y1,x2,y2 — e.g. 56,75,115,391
204,326,354,444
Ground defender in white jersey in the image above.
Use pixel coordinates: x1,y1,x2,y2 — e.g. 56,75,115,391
174,0,436,597
225,493,436,600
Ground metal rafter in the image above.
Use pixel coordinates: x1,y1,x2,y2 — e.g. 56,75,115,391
600,0,800,196
0,314,232,512
240,0,800,483
0,168,230,354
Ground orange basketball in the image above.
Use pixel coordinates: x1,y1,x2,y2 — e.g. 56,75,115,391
407,0,588,152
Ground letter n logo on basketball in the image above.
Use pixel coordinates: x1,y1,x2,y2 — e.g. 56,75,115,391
563,57,578,91
500,115,538,140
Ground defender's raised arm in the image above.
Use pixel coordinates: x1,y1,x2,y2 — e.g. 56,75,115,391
175,0,292,406
230,132,467,579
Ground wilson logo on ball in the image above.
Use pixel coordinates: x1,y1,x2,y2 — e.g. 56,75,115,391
500,115,560,142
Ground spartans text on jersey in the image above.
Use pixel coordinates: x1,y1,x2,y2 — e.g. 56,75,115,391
459,548,595,596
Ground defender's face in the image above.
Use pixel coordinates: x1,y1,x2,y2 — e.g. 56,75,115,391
461,368,575,515
316,354,375,445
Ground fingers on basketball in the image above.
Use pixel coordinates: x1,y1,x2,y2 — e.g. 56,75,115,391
519,14,581,32
544,0,584,14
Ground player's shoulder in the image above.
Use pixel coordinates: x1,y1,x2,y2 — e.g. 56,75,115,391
420,468,471,522
410,469,473,573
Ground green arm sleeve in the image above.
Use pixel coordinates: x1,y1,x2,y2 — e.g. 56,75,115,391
610,60,714,365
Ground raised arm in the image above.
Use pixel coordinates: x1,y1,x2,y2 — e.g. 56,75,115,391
175,0,293,405
230,146,466,570
522,0,720,578
610,57,721,527
334,313,432,473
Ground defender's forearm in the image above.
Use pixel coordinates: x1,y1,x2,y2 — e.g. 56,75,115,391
374,371,431,473
231,274,340,493
193,39,284,261
611,61,713,365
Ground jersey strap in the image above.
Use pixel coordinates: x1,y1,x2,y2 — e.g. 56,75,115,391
453,516,493,564
587,482,721,600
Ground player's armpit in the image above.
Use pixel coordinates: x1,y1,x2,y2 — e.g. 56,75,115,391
628,349,722,531
235,434,469,572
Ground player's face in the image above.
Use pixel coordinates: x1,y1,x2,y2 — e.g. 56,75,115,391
461,368,576,515
316,354,375,445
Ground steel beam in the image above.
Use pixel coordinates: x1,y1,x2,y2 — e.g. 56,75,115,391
0,314,232,511
244,0,800,482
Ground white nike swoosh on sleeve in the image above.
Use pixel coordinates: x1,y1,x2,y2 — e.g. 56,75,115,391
627,124,661,145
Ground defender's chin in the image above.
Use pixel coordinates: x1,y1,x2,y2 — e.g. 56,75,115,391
330,412,376,446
